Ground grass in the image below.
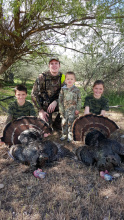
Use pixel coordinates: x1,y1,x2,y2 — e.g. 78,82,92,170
0,81,124,219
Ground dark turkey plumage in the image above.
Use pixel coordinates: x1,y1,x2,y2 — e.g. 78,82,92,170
9,128,75,170
76,129,124,171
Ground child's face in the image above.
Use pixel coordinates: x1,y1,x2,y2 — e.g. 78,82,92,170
15,90,27,105
65,74,76,88
93,84,104,99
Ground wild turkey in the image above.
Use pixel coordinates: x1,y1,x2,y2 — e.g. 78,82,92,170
76,129,124,172
9,128,75,170
72,114,119,142
1,116,52,146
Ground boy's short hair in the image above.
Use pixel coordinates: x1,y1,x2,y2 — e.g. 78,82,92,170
65,71,76,79
14,84,27,94
93,80,104,88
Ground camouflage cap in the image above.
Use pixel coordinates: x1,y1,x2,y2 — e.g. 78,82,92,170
49,57,60,64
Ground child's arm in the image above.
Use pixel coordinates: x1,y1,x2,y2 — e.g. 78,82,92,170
84,106,90,115
84,95,91,115
100,110,106,116
75,88,82,115
59,89,64,116
29,103,37,116
100,97,109,116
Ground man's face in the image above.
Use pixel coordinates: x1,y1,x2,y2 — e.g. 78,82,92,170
49,60,60,76
15,90,27,106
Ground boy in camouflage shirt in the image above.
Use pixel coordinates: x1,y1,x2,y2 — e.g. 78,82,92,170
84,80,109,116
59,72,81,142
6,84,36,124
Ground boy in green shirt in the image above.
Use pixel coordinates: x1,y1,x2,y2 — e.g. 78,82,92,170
6,84,36,124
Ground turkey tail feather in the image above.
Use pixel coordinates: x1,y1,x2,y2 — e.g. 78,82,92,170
72,114,119,142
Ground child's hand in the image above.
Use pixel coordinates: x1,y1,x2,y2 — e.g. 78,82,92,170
75,110,79,115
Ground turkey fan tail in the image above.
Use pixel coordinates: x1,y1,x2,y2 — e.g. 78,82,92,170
102,116,119,133
72,114,119,142
2,116,52,146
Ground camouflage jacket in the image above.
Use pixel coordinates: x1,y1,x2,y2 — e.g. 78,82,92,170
31,71,65,111
59,85,81,117
84,94,109,115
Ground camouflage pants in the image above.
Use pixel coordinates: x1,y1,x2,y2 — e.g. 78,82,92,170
43,104,61,129
61,113,76,139
48,112,61,130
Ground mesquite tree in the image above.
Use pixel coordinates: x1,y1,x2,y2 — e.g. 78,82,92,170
0,0,123,75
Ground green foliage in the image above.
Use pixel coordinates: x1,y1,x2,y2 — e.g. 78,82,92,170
72,40,124,92
0,79,35,99
0,0,124,75
79,87,88,107
107,92,124,113
107,92,124,106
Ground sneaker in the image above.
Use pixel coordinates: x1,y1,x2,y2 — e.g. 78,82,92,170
67,135,73,142
67,138,72,142
60,135,67,141
68,132,73,142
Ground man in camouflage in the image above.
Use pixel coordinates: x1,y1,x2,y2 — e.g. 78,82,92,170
31,58,65,128
59,72,81,142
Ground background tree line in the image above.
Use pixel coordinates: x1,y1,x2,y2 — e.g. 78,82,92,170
0,0,124,93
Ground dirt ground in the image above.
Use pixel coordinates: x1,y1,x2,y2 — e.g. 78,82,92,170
0,110,124,220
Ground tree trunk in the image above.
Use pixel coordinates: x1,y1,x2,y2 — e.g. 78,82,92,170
0,58,14,75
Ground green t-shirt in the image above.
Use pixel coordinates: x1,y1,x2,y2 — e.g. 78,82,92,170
84,94,109,115
8,100,36,121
